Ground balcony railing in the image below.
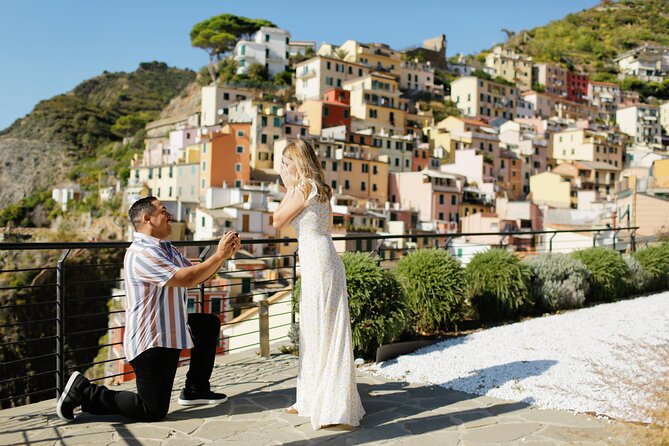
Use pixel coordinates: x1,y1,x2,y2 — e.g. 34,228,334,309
0,227,640,409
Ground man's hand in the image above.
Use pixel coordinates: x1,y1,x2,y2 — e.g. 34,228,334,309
216,231,239,260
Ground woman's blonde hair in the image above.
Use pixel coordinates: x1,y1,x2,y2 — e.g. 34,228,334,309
282,138,332,203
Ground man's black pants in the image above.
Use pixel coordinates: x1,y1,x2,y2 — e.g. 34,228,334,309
79,313,221,421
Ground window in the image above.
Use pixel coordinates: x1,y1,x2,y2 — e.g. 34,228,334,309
372,184,377,192
202,161,206,172
274,117,281,127
285,126,292,134
373,165,378,175
345,180,350,190
451,195,456,205
439,194,444,204
261,116,267,126
236,130,245,137
169,166,173,178
265,34,270,42
223,93,230,100
323,107,329,117
235,163,242,172
241,45,246,55
300,128,306,136
361,181,366,191
168,187,172,197
369,109,378,118
265,48,270,58
343,110,349,118
326,61,331,70
321,161,326,169
201,179,205,189
326,76,333,86
261,134,267,144
201,217,206,227
236,145,244,154
438,212,444,220
362,164,369,173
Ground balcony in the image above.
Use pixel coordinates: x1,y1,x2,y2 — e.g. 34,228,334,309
296,69,316,79
0,228,644,444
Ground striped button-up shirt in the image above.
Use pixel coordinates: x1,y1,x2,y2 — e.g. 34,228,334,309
123,232,194,362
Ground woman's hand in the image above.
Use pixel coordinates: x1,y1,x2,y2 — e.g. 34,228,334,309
280,163,298,189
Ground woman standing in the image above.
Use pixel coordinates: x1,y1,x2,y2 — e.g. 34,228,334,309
272,139,365,430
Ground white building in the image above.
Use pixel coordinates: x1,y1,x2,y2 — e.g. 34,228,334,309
295,56,371,101
616,104,662,148
52,184,81,212
614,45,669,83
233,27,291,77
128,163,200,210
660,101,669,135
201,85,252,127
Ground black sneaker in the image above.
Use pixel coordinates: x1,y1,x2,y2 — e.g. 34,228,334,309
178,388,228,406
56,371,90,422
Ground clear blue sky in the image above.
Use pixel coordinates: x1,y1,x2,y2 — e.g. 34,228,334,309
0,0,598,131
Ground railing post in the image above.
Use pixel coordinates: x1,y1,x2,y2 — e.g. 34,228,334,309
631,229,637,253
258,299,270,359
198,246,211,313
593,233,597,248
549,232,557,253
291,249,298,325
56,249,71,398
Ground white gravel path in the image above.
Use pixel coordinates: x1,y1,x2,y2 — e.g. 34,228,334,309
368,292,669,422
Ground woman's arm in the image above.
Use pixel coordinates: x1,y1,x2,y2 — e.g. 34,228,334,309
272,189,306,229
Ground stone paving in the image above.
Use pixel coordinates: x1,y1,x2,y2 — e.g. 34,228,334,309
0,348,618,446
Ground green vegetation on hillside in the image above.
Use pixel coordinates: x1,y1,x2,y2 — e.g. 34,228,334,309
496,0,669,77
0,62,195,226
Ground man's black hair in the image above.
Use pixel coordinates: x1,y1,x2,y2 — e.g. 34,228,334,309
128,196,158,229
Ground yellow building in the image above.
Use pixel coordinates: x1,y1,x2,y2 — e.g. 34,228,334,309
484,46,533,90
434,116,500,161
651,158,669,188
343,72,407,133
529,171,572,208
451,76,518,120
552,128,624,168
336,40,403,72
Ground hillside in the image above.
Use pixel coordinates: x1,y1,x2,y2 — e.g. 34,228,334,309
0,62,196,212
487,0,669,78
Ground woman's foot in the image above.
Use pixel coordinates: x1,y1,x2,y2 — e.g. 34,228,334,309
285,407,298,415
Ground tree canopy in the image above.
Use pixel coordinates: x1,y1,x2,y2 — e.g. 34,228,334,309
190,14,276,83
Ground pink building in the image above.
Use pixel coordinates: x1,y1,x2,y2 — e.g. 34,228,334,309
389,169,463,229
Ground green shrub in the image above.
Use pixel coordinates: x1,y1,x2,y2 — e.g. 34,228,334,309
623,254,652,295
292,252,409,358
571,247,629,302
395,248,468,333
465,249,532,322
525,253,589,311
632,243,669,291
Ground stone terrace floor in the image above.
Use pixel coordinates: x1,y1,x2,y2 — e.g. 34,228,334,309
1,348,616,446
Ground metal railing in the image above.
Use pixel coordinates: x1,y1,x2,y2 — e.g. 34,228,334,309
0,226,640,409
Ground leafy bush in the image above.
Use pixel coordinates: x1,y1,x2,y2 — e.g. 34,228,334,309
525,253,589,311
395,248,468,333
571,247,629,302
465,249,532,322
623,254,652,295
633,243,669,292
292,252,409,358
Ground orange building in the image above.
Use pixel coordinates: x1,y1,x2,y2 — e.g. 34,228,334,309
200,123,252,195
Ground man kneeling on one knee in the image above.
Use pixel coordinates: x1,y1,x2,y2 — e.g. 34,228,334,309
57,196,240,422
